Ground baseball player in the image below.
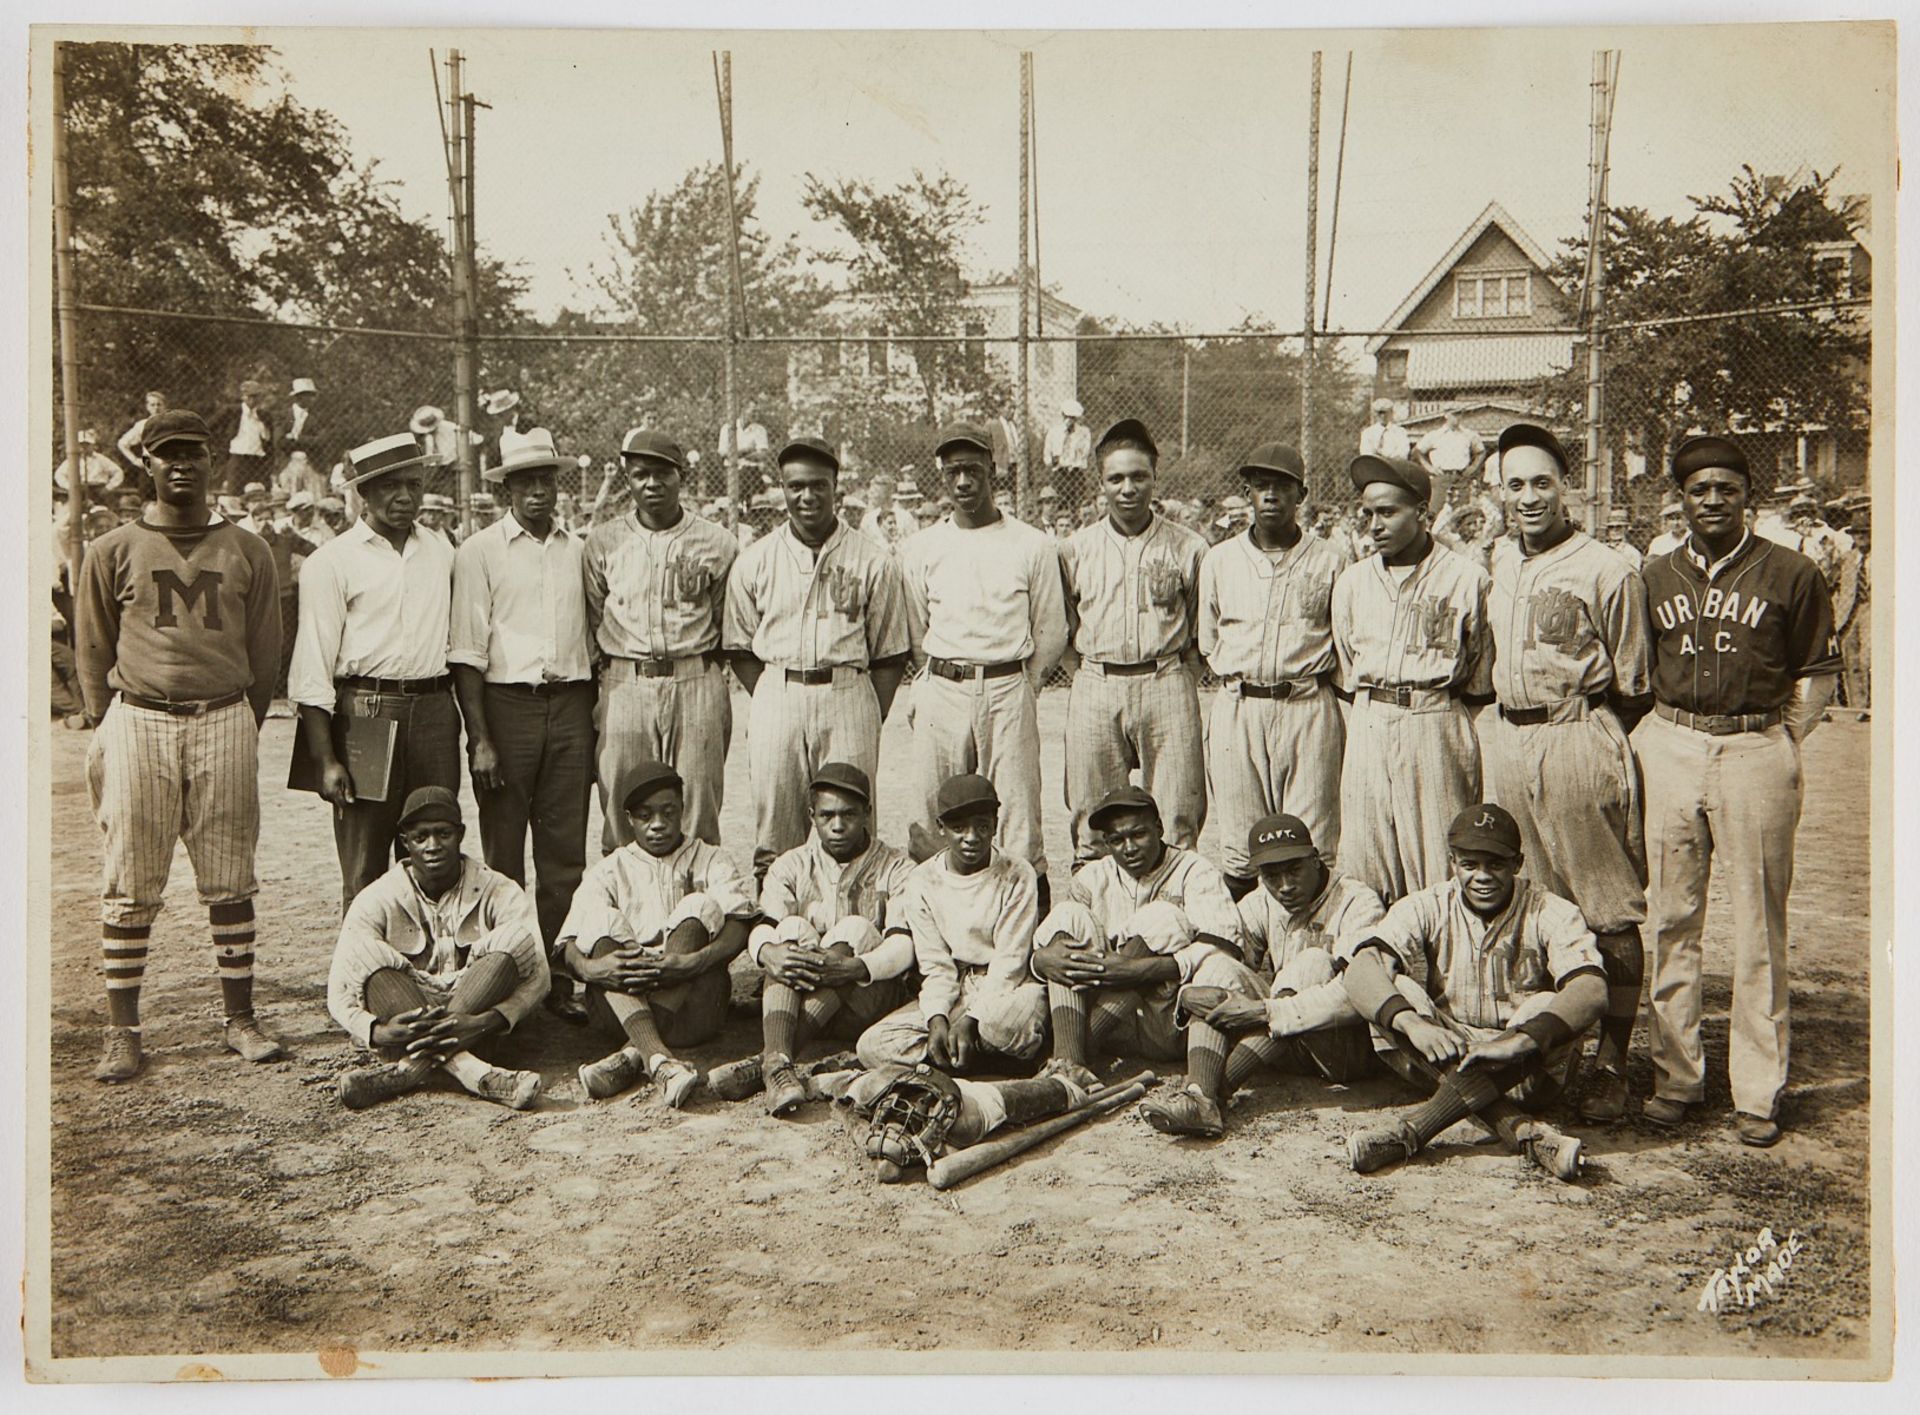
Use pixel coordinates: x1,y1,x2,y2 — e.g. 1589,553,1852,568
898,423,1068,900
1483,424,1654,1123
74,408,284,1081
584,428,739,853
1029,784,1245,1088
558,760,756,1107
1198,442,1351,898
708,762,917,1113
724,437,911,882
1332,453,1494,902
289,432,461,912
1340,804,1602,1182
1638,436,1840,1147
325,787,548,1112
1057,419,1208,864
856,774,1050,1073
1139,813,1384,1139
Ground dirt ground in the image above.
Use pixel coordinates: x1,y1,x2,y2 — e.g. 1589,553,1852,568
40,688,1876,1365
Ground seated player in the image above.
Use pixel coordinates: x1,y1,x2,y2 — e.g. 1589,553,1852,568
1140,813,1384,1139
708,762,917,1114
856,774,1049,1073
559,760,756,1107
1339,804,1601,1181
1028,785,1245,1090
325,787,549,1112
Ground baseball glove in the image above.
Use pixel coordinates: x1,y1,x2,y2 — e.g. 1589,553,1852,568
863,1063,964,1171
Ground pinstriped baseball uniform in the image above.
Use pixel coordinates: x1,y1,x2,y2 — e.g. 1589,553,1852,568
724,521,910,871
76,517,281,928
326,856,549,1048
1198,528,1352,879
1059,515,1209,861
1331,541,1493,902
1485,531,1653,932
584,509,738,852
749,836,920,1033
556,836,756,951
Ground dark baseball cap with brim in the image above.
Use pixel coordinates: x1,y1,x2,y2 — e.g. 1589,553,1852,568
343,432,429,489
809,761,872,804
620,428,686,468
934,423,993,462
1446,803,1523,859
1670,434,1749,486
1238,442,1306,486
934,773,999,823
1087,783,1159,832
1247,812,1316,868
1496,423,1573,477
1096,418,1158,460
1350,453,1432,508
397,785,462,831
140,409,212,452
621,760,685,812
777,436,841,473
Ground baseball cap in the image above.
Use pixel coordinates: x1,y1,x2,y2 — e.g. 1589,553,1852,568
397,785,462,831
933,422,993,462
809,761,872,804
1247,812,1317,869
934,773,999,824
620,760,684,812
777,436,841,473
1447,803,1522,859
1237,442,1306,486
1086,783,1159,832
1670,435,1748,486
140,409,211,452
1496,423,1573,477
620,428,686,467
1350,453,1432,508
1095,418,1158,460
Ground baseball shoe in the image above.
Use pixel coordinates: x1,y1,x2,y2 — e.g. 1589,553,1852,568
1517,1121,1585,1181
1734,1113,1783,1148
653,1058,701,1110
1642,1096,1692,1128
1578,1064,1629,1123
707,1055,764,1102
337,1057,433,1110
764,1055,809,1116
93,1025,144,1083
1039,1057,1098,1091
223,1013,284,1063
1139,1084,1225,1139
474,1066,544,1111
1346,1119,1421,1174
577,1046,647,1100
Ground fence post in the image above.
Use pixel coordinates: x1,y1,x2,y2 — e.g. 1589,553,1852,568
1303,51,1321,471
445,49,478,538
1180,342,1191,461
1017,51,1033,513
52,41,86,594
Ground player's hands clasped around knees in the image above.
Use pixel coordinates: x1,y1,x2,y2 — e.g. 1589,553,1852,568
763,941,826,993
1394,1012,1467,1065
1198,994,1269,1034
371,1005,447,1053
1032,940,1110,991
1457,1029,1540,1073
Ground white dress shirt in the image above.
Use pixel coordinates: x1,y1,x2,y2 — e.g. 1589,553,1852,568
449,511,592,684
289,518,454,712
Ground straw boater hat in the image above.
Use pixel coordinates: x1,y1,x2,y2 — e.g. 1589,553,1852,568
486,428,566,483
342,431,429,490
409,405,444,435
482,389,521,417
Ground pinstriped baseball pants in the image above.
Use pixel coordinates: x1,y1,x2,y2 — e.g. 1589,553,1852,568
85,699,260,928
1205,685,1344,879
909,669,1046,873
1337,695,1481,904
595,660,732,854
746,670,881,876
1065,663,1204,863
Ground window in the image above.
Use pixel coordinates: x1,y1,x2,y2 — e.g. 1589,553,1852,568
1454,271,1531,319
1813,249,1854,299
1378,350,1408,385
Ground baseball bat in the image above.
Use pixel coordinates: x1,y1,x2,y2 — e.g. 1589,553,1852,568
927,1070,1155,1190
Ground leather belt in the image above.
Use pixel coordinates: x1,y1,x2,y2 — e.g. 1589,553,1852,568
785,665,866,685
1365,684,1450,708
1499,691,1607,725
1238,676,1324,701
614,652,721,679
1655,702,1782,735
338,674,450,696
487,679,592,696
118,689,246,717
1086,656,1178,677
927,657,1026,683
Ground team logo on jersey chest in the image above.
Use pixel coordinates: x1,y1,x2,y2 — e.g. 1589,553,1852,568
1411,593,1460,652
823,564,867,617
668,553,717,607
150,568,224,630
1138,557,1186,611
1526,586,1587,651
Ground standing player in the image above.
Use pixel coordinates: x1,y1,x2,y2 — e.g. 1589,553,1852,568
1332,454,1493,902
74,408,284,1080
289,433,460,912
1198,442,1351,898
1638,436,1839,1147
899,423,1068,900
1057,419,1208,864
1483,424,1653,1122
584,428,738,853
724,437,911,882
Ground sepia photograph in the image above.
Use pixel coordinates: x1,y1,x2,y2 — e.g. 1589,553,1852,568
15,9,1900,1385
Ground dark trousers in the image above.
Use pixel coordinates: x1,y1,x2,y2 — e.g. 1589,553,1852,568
277,592,298,697
332,685,462,912
222,452,269,496
475,680,596,948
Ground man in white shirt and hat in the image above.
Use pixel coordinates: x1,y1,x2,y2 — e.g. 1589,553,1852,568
280,377,323,466
214,379,276,496
1358,398,1412,462
1044,399,1093,482
54,429,125,504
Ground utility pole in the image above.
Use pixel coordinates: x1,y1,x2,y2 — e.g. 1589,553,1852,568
444,50,478,537
1017,52,1033,516
52,41,86,595
1584,50,1619,531
714,51,743,529
1303,52,1321,476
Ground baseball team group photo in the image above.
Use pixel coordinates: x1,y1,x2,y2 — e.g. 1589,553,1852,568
24,21,1891,1379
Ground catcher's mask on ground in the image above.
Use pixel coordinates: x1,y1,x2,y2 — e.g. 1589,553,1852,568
864,1065,963,1172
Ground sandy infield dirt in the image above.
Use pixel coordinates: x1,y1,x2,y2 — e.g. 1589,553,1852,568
41,688,1872,1362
